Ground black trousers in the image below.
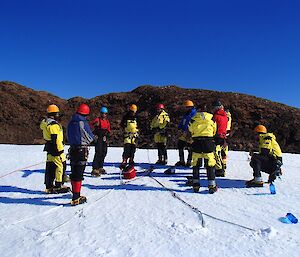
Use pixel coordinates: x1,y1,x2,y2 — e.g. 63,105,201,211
157,143,167,161
69,146,89,182
122,143,136,160
250,153,276,177
177,139,192,162
92,140,108,169
193,160,215,181
44,159,66,189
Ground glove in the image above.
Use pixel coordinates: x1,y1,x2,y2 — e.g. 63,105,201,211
268,159,283,183
275,159,283,170
268,173,276,183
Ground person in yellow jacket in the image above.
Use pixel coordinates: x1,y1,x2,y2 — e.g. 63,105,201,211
119,104,139,169
150,103,170,165
40,104,70,194
246,125,283,187
188,110,218,194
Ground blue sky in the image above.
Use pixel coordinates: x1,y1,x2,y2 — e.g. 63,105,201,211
1,0,300,108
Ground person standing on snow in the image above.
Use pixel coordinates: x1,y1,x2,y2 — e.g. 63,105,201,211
90,106,111,177
188,108,218,194
212,100,228,177
119,104,139,170
246,125,283,187
67,103,94,206
150,103,170,165
40,104,70,194
175,100,197,167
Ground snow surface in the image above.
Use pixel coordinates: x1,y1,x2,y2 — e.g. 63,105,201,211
0,145,299,257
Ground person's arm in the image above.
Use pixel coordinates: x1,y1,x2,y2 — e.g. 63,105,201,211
49,124,64,155
79,121,95,145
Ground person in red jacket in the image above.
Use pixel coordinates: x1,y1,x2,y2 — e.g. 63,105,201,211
90,106,111,176
212,100,228,177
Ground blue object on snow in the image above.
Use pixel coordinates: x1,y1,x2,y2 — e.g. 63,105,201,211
286,213,298,224
269,183,276,194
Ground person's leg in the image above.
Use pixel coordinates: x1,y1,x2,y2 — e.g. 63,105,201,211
214,144,225,177
92,140,101,170
205,152,217,194
45,155,56,192
70,147,88,204
246,154,265,187
176,140,185,165
99,141,108,168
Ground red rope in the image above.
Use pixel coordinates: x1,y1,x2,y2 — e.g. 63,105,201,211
0,161,45,179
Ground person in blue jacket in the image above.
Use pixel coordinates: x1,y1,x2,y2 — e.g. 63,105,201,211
67,103,94,206
175,100,197,167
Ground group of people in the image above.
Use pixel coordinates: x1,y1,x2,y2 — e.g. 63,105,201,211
40,99,283,205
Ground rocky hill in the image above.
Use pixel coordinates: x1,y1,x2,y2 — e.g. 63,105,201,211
1,81,299,153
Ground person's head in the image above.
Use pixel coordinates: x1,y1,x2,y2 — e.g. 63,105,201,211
212,100,223,112
184,100,194,111
100,106,108,118
254,125,267,134
156,103,165,113
76,103,90,116
129,104,137,114
47,104,60,119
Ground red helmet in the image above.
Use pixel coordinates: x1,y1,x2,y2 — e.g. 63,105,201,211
156,103,165,109
77,103,90,115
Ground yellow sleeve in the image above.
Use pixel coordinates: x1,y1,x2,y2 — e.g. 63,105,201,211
272,140,282,158
212,121,217,136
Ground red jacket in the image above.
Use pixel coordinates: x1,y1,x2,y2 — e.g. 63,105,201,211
90,117,111,137
213,109,228,138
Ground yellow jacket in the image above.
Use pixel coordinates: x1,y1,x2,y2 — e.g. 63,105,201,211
124,119,138,134
259,133,282,159
188,112,216,138
40,118,64,155
226,111,232,131
150,110,170,130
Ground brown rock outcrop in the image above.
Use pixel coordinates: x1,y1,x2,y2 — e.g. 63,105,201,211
1,81,299,153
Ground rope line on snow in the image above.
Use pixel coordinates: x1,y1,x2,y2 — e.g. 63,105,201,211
148,170,257,232
148,171,206,227
0,161,45,179
201,212,256,232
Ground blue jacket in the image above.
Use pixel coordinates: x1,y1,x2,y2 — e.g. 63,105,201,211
67,114,94,146
178,107,197,132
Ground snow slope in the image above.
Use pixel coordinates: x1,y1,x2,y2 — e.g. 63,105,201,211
0,145,299,257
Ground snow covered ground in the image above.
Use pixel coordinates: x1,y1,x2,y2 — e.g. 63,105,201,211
0,145,299,257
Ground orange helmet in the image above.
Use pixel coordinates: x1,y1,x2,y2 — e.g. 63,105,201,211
77,103,90,115
254,125,267,133
184,100,194,107
129,104,137,112
47,104,60,113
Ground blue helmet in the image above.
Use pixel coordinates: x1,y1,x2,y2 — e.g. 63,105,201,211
100,106,108,113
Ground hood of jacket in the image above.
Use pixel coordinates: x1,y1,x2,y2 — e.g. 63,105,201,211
214,108,227,117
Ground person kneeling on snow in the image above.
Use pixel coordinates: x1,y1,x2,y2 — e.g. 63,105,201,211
246,125,283,187
40,104,70,194
67,103,95,205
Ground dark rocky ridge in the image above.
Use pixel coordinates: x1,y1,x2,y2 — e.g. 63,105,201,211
1,81,299,153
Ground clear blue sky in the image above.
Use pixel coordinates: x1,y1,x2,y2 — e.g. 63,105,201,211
1,0,300,108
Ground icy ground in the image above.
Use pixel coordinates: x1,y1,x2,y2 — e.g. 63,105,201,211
0,145,299,257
